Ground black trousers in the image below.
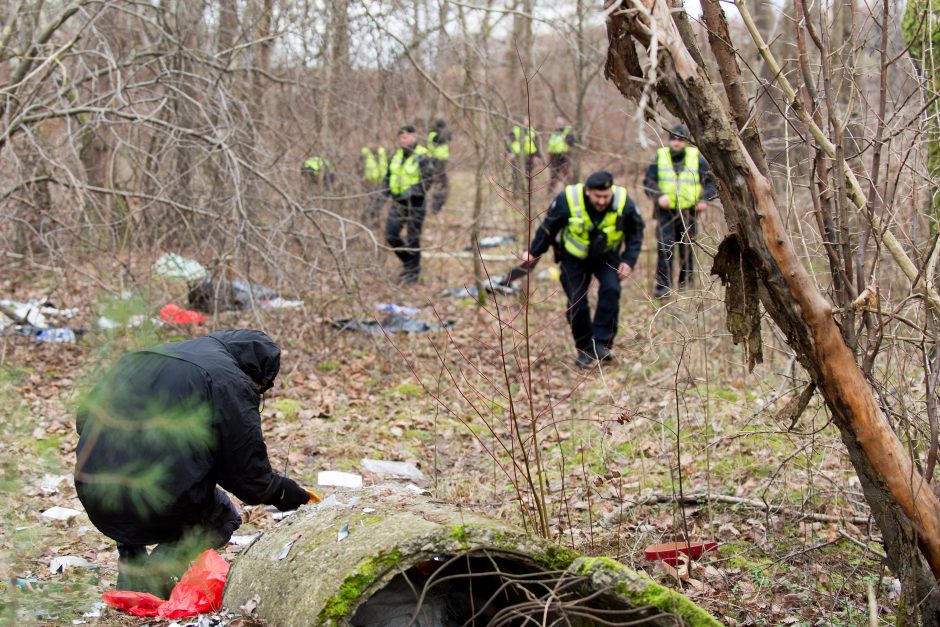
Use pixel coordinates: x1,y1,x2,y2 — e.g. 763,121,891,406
430,160,449,213
559,253,622,353
548,153,571,188
385,196,427,279
114,487,241,596
655,207,697,292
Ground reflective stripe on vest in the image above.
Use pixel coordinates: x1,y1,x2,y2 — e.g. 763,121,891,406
389,147,425,195
303,156,330,174
548,126,572,154
427,131,450,161
511,126,538,155
362,147,388,183
562,184,629,259
656,146,702,209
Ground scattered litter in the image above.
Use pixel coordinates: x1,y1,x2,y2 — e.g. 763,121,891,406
13,578,39,590
375,303,421,317
405,484,430,495
153,253,208,282
537,267,561,281
262,297,304,309
318,471,363,489
14,325,79,343
332,315,455,334
463,234,516,250
50,555,98,573
188,277,283,313
360,459,425,482
362,507,376,514
271,510,295,521
97,314,157,330
276,540,295,560
159,304,207,325
437,281,519,299
41,506,81,522
644,541,718,566
39,474,73,494
229,534,259,546
315,493,362,510
337,523,349,542
83,602,107,618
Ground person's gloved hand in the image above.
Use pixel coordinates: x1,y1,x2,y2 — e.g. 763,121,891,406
271,476,310,511
397,187,414,201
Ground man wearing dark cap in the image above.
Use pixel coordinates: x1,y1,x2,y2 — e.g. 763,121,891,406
521,171,645,368
74,330,314,596
643,124,718,298
386,125,434,284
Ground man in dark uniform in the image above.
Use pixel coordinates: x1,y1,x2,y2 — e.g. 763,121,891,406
643,124,718,298
385,125,434,285
427,119,452,214
521,171,645,368
75,330,312,596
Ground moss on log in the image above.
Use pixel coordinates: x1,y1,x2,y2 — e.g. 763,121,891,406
223,486,721,626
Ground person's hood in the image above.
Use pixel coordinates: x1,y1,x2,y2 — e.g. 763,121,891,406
209,329,280,393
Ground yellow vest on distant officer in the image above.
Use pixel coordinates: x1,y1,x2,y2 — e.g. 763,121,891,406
388,146,428,196
656,147,702,210
562,184,630,259
511,126,538,156
303,156,331,175
548,126,572,155
361,147,387,184
427,131,449,161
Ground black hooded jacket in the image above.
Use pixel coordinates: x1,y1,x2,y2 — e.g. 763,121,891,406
75,330,305,544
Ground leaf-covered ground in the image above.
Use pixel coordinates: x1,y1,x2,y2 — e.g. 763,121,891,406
0,172,893,625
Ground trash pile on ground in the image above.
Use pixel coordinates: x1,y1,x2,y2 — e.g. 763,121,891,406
332,315,455,334
462,234,516,251
152,253,304,313
0,299,82,343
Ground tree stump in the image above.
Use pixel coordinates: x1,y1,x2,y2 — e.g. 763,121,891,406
223,486,720,626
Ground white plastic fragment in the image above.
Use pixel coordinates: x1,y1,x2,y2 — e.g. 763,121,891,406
362,507,376,514
82,602,106,618
41,506,81,522
360,459,425,481
337,523,349,542
405,484,429,495
317,471,363,489
276,540,295,560
39,474,73,494
229,534,259,546
50,556,97,573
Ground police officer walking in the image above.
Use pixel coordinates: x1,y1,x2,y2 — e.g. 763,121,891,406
427,119,451,214
385,125,434,285
507,117,541,194
521,171,645,369
643,124,717,298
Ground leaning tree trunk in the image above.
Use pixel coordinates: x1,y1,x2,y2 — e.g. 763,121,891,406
605,1,940,622
223,486,720,626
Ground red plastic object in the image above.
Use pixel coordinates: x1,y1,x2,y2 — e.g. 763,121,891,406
102,549,230,618
159,304,207,324
644,541,718,563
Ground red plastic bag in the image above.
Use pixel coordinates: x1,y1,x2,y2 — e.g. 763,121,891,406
102,549,230,618
159,304,207,324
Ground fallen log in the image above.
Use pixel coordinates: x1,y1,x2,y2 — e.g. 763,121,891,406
224,486,721,626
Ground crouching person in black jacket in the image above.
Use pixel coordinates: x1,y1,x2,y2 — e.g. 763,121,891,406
74,329,311,596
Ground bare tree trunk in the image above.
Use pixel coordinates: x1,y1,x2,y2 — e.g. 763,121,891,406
606,3,940,622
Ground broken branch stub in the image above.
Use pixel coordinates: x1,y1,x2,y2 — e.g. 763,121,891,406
711,234,763,371
223,486,720,626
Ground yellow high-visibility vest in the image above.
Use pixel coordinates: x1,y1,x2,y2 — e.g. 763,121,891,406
548,126,572,154
361,147,387,183
511,126,538,156
562,184,630,259
388,146,428,195
656,147,702,209
427,131,450,161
